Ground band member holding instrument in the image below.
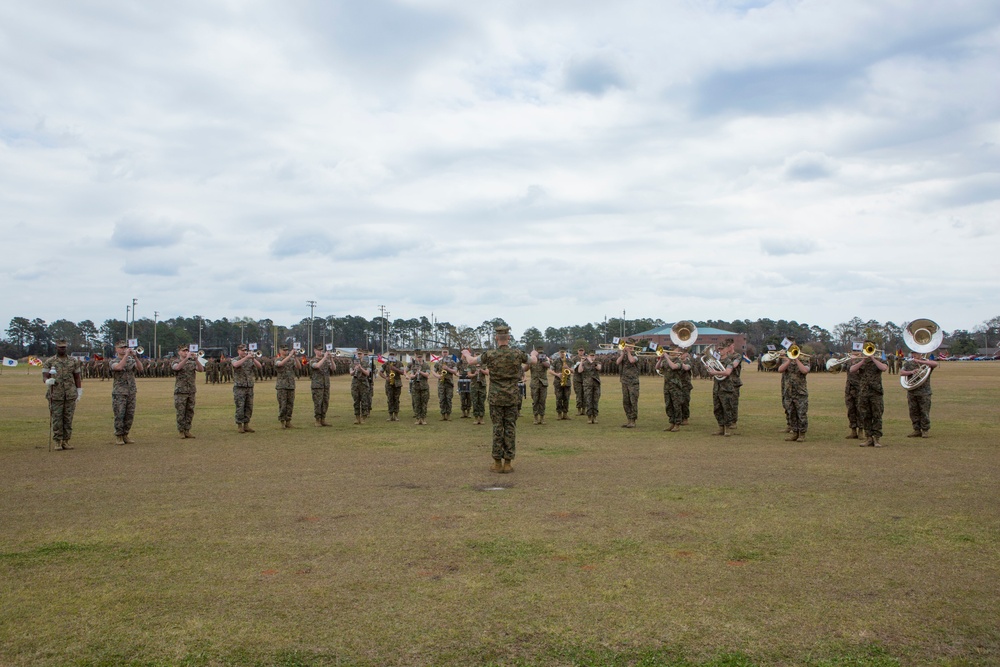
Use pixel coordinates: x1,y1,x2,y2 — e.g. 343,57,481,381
381,351,404,422
657,348,691,432
548,347,572,420
457,356,472,418
462,325,532,473
274,345,298,429
43,338,83,451
577,350,602,424
844,354,863,440
901,352,938,438
617,340,640,428
849,349,888,447
433,348,457,421
171,345,204,438
707,338,738,436
778,341,810,442
407,349,431,425
572,346,586,416
470,361,488,425
310,344,334,427
111,340,144,445
350,349,372,424
527,345,550,425
232,343,262,433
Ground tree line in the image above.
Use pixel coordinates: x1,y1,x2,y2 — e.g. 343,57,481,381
4,313,998,358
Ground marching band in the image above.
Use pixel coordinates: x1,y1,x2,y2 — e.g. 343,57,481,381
37,319,946,472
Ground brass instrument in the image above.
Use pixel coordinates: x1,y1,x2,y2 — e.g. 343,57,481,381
655,346,688,359
669,321,698,348
760,349,784,369
560,367,571,386
900,318,942,390
700,346,727,380
787,344,811,362
825,353,861,373
617,340,641,351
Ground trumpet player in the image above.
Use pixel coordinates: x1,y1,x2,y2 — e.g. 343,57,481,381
408,349,431,425
43,338,83,450
778,342,810,442
381,351,404,422
171,345,204,438
274,345,298,429
657,348,691,432
901,352,938,438
350,349,372,424
433,348,457,421
470,361,488,425
528,345,551,425
573,346,586,416
548,347,572,420
111,340,144,445
310,344,334,427
849,349,888,447
617,340,640,428
577,350,602,424
232,344,262,433
707,338,738,436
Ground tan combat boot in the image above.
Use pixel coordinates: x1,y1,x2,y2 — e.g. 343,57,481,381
797,432,805,442
723,426,732,437
123,433,135,444
921,431,929,438
846,428,859,439
237,424,245,434
185,431,196,439
244,423,255,433
115,435,126,445
906,430,922,438
667,424,679,432
354,415,361,425
315,418,323,427
61,440,73,450
490,458,503,473
680,419,689,426
502,459,514,473
320,418,331,427
713,427,725,436
785,432,799,442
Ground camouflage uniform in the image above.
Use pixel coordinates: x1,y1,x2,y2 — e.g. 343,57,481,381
550,353,572,417
111,355,138,438
712,355,738,429
528,354,549,421
275,355,297,425
409,360,430,421
580,358,602,420
383,360,404,419
173,358,198,435
470,365,488,421
730,353,743,424
481,346,529,461
780,368,791,429
44,354,82,446
457,359,472,416
350,359,371,419
844,365,862,431
781,361,809,435
855,360,884,440
679,361,693,421
436,357,456,419
310,354,333,422
661,361,686,426
902,359,933,433
233,357,256,426
619,352,640,425
572,353,585,414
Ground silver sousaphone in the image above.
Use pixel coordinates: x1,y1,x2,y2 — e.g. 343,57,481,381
900,318,942,390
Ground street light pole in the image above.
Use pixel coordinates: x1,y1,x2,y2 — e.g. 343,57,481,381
153,311,159,358
131,298,138,339
307,300,317,352
125,305,130,341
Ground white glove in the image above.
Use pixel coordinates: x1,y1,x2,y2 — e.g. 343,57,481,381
76,388,83,401
45,378,57,386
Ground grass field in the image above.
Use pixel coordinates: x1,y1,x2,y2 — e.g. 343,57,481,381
1,364,999,666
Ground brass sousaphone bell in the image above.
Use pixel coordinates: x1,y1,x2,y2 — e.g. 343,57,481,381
900,318,942,390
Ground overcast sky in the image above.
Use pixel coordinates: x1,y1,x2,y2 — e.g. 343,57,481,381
2,0,998,338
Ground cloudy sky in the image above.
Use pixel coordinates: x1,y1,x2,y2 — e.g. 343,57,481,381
2,0,998,337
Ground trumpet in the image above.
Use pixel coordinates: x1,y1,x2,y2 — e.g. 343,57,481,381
130,345,144,356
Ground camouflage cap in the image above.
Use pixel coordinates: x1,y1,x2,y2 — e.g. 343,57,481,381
494,325,510,335
236,343,247,350
55,338,68,347
722,338,735,348
115,340,128,348
535,344,545,351
279,344,289,351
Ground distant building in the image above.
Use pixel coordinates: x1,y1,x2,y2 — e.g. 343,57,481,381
629,324,747,355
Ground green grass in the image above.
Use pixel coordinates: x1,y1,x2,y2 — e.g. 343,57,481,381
1,363,999,665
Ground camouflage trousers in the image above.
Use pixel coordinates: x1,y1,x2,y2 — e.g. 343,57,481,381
112,393,136,436
785,394,809,433
782,394,792,427
712,388,737,428
49,398,77,442
385,384,401,414
553,383,571,415
352,383,372,417
845,387,860,429
233,386,254,425
573,378,584,410
681,387,691,420
907,393,931,432
174,393,195,433
621,380,639,421
530,382,547,417
583,381,601,418
276,388,294,422
858,391,884,438
411,385,429,419
664,386,685,425
438,382,454,416
459,385,472,413
312,386,330,420
490,403,519,461
471,384,487,418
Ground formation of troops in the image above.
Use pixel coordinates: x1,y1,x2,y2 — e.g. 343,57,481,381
41,321,942,472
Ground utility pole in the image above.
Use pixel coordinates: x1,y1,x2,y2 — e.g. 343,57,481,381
307,300,317,352
239,321,246,344
125,305,130,341
131,298,138,339
378,305,386,355
153,311,159,358
198,317,203,349
622,309,626,339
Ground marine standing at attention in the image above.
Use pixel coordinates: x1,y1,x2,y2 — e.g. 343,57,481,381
43,338,83,450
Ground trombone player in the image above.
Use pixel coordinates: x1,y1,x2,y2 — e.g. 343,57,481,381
617,339,640,428
778,340,810,442
849,343,888,447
